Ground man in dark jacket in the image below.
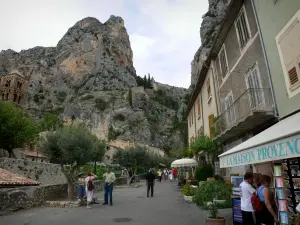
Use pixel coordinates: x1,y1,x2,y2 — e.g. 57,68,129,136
145,169,156,197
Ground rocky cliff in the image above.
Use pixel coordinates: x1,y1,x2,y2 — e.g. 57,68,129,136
0,16,188,150
190,0,231,89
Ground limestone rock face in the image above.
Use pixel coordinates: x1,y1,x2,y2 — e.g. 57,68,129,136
0,16,188,150
190,0,231,89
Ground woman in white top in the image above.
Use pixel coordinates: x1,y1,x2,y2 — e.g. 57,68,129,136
85,171,97,209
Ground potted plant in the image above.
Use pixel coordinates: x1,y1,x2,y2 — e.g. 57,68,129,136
194,180,232,225
181,184,196,202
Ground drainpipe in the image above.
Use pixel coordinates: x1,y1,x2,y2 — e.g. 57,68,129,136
193,105,197,136
210,65,220,116
250,0,278,117
200,91,205,132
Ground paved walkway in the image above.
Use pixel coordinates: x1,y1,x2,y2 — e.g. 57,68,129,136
0,181,232,225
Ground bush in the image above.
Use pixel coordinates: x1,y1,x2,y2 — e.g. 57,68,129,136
195,164,214,181
95,98,107,111
194,180,232,218
56,91,67,102
181,184,196,196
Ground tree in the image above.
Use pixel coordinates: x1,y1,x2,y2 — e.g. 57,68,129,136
38,112,60,131
191,135,219,163
147,73,152,88
0,102,39,157
39,126,106,199
143,75,147,88
128,88,133,107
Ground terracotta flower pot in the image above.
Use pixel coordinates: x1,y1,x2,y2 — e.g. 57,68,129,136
206,217,226,225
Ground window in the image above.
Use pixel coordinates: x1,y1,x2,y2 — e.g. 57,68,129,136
245,64,264,109
191,111,194,125
208,114,214,137
276,12,300,97
218,45,229,78
235,7,250,49
197,99,201,118
224,92,236,125
207,77,212,98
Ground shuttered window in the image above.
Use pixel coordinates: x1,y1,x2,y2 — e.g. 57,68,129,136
207,77,212,97
277,15,300,93
208,114,214,137
197,99,201,118
224,92,236,125
218,45,229,78
235,7,250,49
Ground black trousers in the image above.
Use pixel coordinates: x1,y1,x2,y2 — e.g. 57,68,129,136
147,182,154,197
242,211,255,225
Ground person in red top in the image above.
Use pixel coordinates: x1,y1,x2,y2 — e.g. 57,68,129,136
173,168,178,181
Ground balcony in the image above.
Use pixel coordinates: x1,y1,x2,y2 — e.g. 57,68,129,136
213,88,275,142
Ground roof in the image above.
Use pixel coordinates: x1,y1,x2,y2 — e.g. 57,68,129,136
219,111,300,168
187,0,243,113
22,151,49,159
0,168,40,187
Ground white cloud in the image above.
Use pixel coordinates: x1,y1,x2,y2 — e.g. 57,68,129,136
0,0,208,88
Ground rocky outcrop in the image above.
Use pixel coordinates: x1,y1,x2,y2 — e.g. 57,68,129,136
190,0,231,89
0,16,188,150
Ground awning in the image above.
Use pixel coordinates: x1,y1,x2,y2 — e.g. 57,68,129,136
219,112,300,168
171,158,198,168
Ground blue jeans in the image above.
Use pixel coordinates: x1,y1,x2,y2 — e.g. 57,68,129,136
104,183,113,204
77,184,84,200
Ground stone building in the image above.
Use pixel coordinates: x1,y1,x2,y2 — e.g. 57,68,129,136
0,72,29,105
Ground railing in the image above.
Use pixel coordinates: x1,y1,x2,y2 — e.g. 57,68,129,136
213,88,274,137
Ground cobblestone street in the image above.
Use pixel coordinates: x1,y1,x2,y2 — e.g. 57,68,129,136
0,181,232,225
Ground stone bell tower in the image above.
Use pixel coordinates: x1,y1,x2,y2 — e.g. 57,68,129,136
0,72,29,105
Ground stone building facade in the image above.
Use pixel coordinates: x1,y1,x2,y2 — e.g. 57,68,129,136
0,72,29,105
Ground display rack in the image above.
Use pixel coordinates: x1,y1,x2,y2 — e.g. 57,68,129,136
283,158,300,224
274,164,289,225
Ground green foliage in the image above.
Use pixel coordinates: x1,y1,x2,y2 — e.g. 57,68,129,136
181,184,196,196
40,125,106,166
0,102,39,156
95,98,108,111
135,74,152,89
181,148,194,158
81,164,106,180
194,180,232,218
152,89,179,110
113,146,172,173
128,88,133,107
191,135,219,162
38,112,60,131
195,164,214,181
56,91,67,102
108,125,121,141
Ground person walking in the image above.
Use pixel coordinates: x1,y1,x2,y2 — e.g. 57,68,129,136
255,175,278,225
103,167,116,206
85,171,97,209
145,169,156,197
168,169,173,182
157,169,162,182
173,168,178,181
239,172,256,225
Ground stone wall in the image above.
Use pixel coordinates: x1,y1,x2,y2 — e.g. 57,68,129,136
0,157,66,184
0,184,67,215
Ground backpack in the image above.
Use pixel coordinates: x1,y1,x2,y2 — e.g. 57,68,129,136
251,187,263,211
87,177,94,191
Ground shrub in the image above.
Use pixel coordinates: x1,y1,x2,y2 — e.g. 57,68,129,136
181,184,196,196
56,91,67,102
194,180,232,218
195,164,214,181
95,98,107,111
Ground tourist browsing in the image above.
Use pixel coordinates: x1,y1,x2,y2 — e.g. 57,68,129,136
239,172,256,225
103,167,116,206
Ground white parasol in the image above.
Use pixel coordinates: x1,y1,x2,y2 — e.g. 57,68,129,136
171,158,198,168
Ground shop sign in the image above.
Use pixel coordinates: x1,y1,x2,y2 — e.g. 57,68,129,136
220,134,300,168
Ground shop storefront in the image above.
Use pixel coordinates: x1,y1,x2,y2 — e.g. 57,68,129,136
219,112,300,224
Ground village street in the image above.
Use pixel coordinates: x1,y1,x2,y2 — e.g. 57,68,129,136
0,182,232,225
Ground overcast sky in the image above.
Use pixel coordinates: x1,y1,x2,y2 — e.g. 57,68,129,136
0,0,208,88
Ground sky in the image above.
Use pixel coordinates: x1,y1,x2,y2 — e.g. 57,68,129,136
0,0,208,88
